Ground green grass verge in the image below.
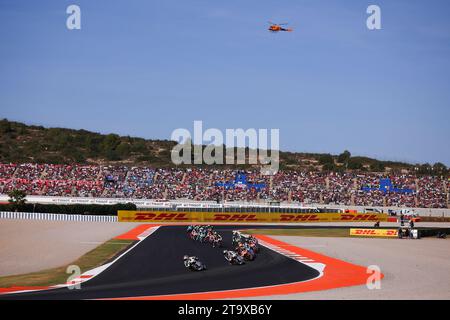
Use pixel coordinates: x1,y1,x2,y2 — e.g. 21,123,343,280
0,239,134,288
243,228,351,238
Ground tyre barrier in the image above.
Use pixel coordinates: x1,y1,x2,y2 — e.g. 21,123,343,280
0,211,118,222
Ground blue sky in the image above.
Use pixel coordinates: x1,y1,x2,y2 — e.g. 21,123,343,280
0,0,449,165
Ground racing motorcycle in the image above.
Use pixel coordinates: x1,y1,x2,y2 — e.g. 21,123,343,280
210,233,223,248
233,231,259,251
223,250,245,265
235,243,256,261
232,231,242,246
183,255,207,271
248,239,260,253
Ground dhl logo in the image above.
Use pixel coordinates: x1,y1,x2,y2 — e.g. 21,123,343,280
340,214,379,221
118,210,388,224
279,214,320,222
354,229,377,235
212,214,259,222
133,213,189,221
350,228,398,237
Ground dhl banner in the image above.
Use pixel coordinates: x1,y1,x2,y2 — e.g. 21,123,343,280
350,228,398,237
118,210,388,223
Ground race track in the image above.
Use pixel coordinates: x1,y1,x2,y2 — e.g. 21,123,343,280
2,225,320,300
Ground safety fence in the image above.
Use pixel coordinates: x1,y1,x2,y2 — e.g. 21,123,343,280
0,195,448,217
0,211,118,222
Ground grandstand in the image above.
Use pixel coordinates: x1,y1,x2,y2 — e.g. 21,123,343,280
0,163,448,209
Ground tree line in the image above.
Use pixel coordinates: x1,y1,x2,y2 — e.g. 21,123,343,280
0,119,447,175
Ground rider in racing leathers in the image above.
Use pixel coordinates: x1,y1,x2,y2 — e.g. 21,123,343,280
232,231,240,245
199,228,207,242
223,250,240,264
212,233,222,247
183,255,199,267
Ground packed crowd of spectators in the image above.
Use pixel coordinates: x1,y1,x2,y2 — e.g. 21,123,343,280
0,163,448,208
417,176,448,209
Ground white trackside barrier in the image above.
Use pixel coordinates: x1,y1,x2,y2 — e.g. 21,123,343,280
0,194,448,217
0,211,118,222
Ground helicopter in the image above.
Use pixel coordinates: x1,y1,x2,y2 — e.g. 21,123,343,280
268,21,293,32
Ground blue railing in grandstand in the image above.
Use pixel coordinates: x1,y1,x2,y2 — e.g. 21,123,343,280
215,173,266,191
361,178,414,194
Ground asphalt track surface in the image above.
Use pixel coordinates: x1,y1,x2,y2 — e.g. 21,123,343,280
2,225,320,300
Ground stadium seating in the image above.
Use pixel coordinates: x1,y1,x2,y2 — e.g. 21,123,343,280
0,163,448,208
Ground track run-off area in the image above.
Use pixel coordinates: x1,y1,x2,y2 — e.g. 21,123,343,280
0,224,373,300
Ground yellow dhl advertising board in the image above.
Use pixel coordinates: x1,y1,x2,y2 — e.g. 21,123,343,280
118,210,388,223
350,228,398,237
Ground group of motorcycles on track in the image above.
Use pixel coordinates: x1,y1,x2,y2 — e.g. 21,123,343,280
187,225,223,247
184,227,260,271
231,230,260,261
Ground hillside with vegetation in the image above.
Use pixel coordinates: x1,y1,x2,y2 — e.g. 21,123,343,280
0,119,447,175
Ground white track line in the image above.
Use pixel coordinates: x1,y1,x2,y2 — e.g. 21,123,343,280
258,239,326,275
